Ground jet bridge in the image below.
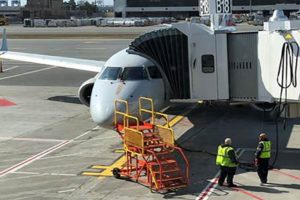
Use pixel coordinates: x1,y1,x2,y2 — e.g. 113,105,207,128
128,12,300,105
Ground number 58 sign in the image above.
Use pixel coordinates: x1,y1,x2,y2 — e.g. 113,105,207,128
199,0,232,16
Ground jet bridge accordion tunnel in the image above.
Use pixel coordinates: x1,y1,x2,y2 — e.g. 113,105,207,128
127,28,190,100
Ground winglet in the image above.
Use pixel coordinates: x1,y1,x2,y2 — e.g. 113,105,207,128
1,28,8,52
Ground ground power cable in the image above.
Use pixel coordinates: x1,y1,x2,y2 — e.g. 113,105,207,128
174,105,226,156
271,41,299,168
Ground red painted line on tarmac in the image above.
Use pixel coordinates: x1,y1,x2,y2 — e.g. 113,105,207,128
197,177,218,200
272,169,300,181
0,98,16,107
233,187,265,200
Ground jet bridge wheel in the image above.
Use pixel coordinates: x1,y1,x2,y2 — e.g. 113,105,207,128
112,168,121,179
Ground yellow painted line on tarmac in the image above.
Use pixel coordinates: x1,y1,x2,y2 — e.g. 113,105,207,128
91,165,110,169
114,149,125,153
82,155,126,177
98,155,127,176
167,104,199,128
81,172,103,176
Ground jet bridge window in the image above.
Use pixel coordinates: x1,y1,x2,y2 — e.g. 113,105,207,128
202,55,215,73
99,67,122,80
121,67,148,80
147,66,162,79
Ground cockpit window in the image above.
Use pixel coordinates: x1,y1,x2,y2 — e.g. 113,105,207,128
99,67,122,80
121,67,148,80
147,66,162,79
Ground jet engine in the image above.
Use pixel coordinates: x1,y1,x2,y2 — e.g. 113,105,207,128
78,77,96,107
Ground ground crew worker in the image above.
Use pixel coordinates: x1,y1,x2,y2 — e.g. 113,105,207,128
255,133,271,185
216,138,238,187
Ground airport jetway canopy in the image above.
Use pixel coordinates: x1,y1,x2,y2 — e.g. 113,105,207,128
128,28,190,99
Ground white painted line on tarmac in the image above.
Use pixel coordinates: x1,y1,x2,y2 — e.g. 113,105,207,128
0,128,96,178
12,171,40,175
83,41,98,44
39,153,80,160
0,66,56,81
0,174,46,182
0,137,65,143
58,188,76,193
76,135,118,142
76,47,107,50
0,140,69,177
3,66,20,72
10,48,27,50
196,148,244,200
12,171,77,177
196,173,220,200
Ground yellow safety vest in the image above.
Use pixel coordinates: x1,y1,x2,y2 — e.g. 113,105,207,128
216,145,237,167
259,141,271,159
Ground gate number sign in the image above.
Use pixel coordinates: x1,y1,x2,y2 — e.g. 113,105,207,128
199,0,232,16
199,0,210,16
216,0,231,14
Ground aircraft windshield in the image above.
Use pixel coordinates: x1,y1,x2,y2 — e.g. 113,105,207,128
121,67,148,80
99,67,122,80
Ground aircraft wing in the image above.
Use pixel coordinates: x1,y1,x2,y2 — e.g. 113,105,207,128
0,51,105,72
0,29,105,73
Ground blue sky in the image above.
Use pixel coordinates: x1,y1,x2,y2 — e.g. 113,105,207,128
19,0,113,6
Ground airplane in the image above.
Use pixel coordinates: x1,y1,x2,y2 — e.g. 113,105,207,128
0,29,169,128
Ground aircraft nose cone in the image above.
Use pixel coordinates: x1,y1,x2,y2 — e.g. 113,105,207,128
90,96,114,126
90,91,115,128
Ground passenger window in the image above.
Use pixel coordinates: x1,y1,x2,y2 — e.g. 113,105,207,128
122,67,148,80
202,55,215,73
147,66,162,79
99,67,122,80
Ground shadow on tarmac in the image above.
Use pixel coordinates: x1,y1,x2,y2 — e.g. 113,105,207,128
47,95,82,104
162,103,300,197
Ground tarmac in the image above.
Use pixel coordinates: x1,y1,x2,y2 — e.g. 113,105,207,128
0,26,299,200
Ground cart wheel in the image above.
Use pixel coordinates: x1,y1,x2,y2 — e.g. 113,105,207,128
112,168,121,179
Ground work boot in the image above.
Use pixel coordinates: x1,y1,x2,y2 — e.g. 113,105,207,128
227,183,237,187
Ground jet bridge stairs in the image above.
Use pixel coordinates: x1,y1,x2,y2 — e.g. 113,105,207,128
113,97,189,192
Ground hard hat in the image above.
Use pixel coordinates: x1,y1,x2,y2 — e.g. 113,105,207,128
225,138,232,145
259,133,267,139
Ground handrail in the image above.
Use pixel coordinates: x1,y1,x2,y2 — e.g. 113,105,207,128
147,149,163,190
139,97,154,124
173,146,190,184
155,112,170,127
124,114,139,130
114,99,129,126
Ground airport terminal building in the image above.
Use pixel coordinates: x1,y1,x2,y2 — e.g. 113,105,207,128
114,0,300,19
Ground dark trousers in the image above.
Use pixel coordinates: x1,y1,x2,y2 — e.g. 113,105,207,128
218,166,237,185
257,158,269,183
